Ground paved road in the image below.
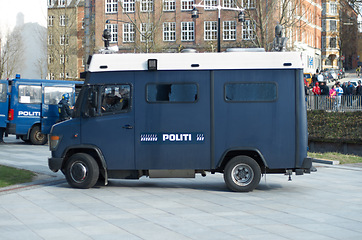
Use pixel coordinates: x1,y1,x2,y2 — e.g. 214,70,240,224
1,136,362,240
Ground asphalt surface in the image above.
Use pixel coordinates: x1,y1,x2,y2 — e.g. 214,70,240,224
1,136,362,240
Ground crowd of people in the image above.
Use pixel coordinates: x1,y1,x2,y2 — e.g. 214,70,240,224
307,78,362,110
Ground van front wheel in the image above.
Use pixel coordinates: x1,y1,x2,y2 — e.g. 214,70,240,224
224,156,261,192
65,153,99,189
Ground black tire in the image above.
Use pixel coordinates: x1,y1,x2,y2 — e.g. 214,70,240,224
65,153,99,189
20,135,30,143
223,156,261,192
29,125,48,145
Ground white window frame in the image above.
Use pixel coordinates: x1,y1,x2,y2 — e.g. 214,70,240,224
181,0,194,11
163,22,176,41
105,0,118,13
58,0,66,7
48,54,54,64
223,21,236,40
59,15,66,26
205,0,217,10
123,23,135,43
123,0,135,13
242,20,255,40
48,73,55,80
140,23,154,42
223,0,236,8
163,0,176,11
106,24,118,43
181,22,194,41
204,21,218,40
329,2,337,15
60,34,69,45
243,0,256,9
48,35,53,45
60,54,65,64
140,0,153,12
48,16,54,26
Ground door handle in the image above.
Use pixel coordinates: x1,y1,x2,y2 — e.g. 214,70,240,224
122,124,133,129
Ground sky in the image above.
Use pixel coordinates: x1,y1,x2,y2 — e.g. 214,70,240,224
0,0,47,37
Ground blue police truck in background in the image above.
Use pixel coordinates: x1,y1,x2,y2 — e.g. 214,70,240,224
48,51,313,192
4,76,83,145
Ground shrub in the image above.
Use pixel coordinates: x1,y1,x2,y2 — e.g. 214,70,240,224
307,111,362,143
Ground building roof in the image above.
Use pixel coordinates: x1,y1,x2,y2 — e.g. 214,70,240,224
88,51,304,72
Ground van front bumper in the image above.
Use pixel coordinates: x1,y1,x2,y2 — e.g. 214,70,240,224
48,157,63,172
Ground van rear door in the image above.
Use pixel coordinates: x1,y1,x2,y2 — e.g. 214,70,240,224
0,80,9,128
41,83,75,134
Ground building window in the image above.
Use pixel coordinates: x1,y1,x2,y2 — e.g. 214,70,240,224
223,0,236,8
329,20,337,32
123,23,135,42
140,0,153,12
205,0,217,10
225,82,277,102
140,23,153,42
163,0,176,11
48,73,55,80
60,54,66,64
163,22,176,41
58,0,66,7
181,0,194,11
48,16,54,26
146,83,198,103
48,0,54,6
106,24,118,42
330,37,337,48
105,0,118,13
223,21,236,40
48,35,53,45
60,35,69,45
329,2,337,15
243,0,256,9
123,0,135,13
181,22,194,41
204,21,217,40
242,20,255,40
59,15,68,26
48,54,54,64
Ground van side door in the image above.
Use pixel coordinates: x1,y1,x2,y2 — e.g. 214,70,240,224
0,80,9,128
41,83,75,134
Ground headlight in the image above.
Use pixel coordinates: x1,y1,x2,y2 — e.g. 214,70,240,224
49,135,61,151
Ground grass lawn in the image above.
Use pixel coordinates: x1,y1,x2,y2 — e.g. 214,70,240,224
308,152,362,165
0,165,36,188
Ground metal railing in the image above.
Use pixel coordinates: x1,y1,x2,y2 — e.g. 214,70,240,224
306,95,362,111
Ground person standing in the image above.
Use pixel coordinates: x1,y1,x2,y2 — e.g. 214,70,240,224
356,80,362,108
312,82,321,95
58,93,73,122
335,83,343,110
329,85,337,111
0,127,5,144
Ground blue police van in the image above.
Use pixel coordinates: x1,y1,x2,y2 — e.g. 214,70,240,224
4,76,82,145
48,51,312,192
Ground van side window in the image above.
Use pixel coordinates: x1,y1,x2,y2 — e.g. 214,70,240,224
44,87,74,105
101,84,131,114
0,83,6,102
18,85,42,104
225,82,277,102
146,83,198,103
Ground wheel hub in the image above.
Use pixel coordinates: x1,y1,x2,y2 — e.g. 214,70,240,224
232,164,254,186
70,162,87,183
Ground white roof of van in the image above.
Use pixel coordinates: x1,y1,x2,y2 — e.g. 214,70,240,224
88,51,303,72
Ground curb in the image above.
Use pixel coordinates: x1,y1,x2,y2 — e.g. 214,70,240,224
312,158,340,165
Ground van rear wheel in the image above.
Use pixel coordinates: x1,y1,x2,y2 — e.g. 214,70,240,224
65,153,99,189
224,156,261,192
29,125,47,145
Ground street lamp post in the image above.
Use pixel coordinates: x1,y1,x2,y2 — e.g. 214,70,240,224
191,0,245,52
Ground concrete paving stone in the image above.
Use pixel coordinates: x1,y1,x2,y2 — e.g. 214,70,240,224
0,225,42,240
291,223,362,240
